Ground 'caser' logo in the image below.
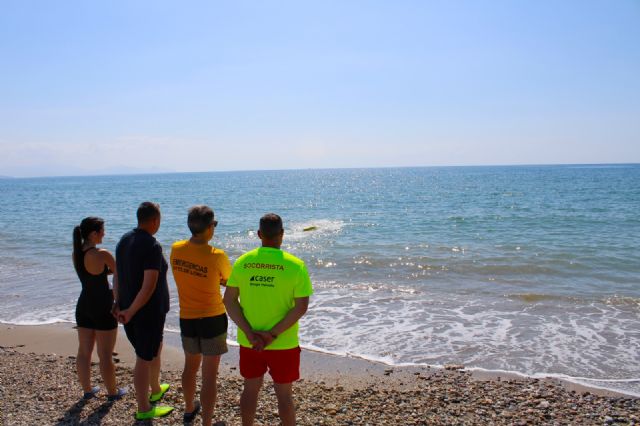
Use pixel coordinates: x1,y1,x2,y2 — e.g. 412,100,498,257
250,275,275,283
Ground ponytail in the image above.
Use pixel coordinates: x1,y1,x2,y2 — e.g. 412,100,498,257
72,217,105,274
73,226,83,273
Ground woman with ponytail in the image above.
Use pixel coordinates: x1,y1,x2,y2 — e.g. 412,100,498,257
73,217,126,400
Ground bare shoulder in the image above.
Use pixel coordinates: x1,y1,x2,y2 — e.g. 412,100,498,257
96,248,115,263
82,248,111,274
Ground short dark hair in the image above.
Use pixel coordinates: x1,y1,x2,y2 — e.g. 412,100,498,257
137,201,161,224
188,205,215,235
259,213,283,239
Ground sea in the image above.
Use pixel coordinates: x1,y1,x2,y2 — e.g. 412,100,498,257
0,165,639,396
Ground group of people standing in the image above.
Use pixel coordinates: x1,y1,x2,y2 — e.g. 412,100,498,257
72,201,313,425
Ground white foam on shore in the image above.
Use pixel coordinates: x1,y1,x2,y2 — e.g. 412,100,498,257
298,343,640,398
466,367,640,399
0,302,76,326
2,318,639,398
299,283,640,397
0,318,74,326
2,279,639,398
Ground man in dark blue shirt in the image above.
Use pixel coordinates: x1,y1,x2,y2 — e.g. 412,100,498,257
116,201,173,420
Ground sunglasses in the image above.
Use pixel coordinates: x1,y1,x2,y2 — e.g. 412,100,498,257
211,220,218,228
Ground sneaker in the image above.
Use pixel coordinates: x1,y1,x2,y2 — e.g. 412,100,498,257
83,386,100,399
135,405,174,420
149,383,170,402
107,387,127,401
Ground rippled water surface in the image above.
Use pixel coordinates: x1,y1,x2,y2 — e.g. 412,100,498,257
0,165,639,394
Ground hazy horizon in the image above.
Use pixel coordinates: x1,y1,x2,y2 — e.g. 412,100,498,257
1,161,638,179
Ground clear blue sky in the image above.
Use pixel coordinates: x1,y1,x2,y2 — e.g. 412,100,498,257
1,1,638,177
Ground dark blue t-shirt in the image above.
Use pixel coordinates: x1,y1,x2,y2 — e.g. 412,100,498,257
115,228,170,318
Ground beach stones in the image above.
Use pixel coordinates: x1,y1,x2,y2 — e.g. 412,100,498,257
537,400,550,409
1,348,639,425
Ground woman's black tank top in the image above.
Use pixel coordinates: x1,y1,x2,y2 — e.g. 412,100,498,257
76,248,113,312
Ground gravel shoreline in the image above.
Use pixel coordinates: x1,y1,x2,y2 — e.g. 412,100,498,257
1,346,638,425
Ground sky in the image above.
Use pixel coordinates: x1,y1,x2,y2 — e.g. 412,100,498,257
0,1,639,177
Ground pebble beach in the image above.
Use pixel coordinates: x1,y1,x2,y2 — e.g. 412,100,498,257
1,325,638,425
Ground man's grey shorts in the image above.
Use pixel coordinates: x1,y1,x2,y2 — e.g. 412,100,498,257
179,313,229,356
181,332,228,356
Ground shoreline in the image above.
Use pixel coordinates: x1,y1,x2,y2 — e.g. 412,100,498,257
0,322,453,392
1,323,638,425
0,322,635,398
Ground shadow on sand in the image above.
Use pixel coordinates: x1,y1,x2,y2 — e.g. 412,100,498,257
54,397,115,425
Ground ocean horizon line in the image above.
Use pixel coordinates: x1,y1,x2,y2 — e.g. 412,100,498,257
3,161,639,180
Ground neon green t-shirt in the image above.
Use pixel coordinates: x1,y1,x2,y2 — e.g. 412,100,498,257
227,246,313,349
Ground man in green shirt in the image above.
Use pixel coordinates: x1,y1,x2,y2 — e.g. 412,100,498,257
224,213,313,426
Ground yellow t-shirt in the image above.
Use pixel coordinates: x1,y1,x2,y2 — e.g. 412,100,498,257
170,240,231,319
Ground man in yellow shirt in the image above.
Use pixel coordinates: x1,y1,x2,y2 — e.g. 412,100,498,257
224,213,313,426
170,205,231,426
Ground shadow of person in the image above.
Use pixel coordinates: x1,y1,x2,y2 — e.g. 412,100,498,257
54,397,87,425
81,399,116,425
54,398,115,425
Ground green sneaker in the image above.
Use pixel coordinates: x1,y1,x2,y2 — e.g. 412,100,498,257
149,383,170,402
135,405,174,420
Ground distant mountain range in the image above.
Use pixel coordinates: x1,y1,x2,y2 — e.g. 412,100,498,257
0,165,175,178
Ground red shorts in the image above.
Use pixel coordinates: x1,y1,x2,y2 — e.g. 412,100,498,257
239,346,301,384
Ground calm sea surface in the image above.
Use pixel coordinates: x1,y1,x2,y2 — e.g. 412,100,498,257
1,165,639,395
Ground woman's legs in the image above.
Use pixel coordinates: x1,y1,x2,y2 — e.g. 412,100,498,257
76,327,96,392
95,328,118,395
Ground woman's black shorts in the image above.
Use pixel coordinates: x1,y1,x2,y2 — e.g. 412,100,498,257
75,305,117,330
